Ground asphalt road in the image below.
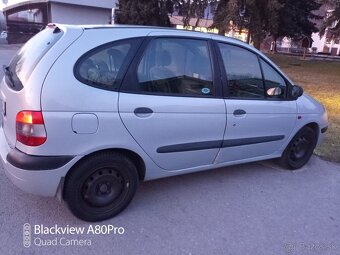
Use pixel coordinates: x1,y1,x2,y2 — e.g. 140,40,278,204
0,45,340,255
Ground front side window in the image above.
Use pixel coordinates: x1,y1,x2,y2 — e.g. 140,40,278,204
218,43,264,99
137,38,214,96
260,59,287,98
75,39,138,89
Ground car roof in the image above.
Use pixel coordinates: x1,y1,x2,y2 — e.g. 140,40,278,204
56,23,267,62
55,23,245,46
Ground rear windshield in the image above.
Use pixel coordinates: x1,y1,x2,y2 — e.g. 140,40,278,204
5,27,63,90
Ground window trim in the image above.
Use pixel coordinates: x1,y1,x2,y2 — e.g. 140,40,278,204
258,57,288,99
120,36,223,99
73,37,144,92
214,40,295,101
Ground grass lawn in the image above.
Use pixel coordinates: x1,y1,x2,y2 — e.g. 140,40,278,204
267,54,340,163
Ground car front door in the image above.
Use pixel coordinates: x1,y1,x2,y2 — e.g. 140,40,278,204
214,42,297,163
119,36,226,170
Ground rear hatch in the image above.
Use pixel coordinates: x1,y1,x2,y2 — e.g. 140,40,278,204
0,24,83,149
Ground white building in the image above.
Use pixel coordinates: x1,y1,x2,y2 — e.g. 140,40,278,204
3,0,115,43
311,9,340,55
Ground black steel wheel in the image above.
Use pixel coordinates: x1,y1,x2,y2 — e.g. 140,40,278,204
64,151,138,221
279,126,317,170
82,168,126,208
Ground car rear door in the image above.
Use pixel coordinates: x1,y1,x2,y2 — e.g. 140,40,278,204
119,34,226,171
214,41,297,163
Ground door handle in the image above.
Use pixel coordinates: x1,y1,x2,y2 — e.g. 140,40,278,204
233,109,246,116
134,107,153,117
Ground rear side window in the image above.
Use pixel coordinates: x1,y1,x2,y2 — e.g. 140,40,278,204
218,43,264,99
7,27,63,91
137,38,214,96
75,38,142,90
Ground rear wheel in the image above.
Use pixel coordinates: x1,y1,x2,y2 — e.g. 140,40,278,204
279,126,317,170
64,152,138,221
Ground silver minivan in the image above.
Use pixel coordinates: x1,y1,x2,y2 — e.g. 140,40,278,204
0,24,328,221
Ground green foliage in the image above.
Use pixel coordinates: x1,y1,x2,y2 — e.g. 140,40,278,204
116,0,211,28
274,0,322,40
116,0,323,48
115,0,171,27
212,0,321,48
212,0,282,47
213,0,240,35
173,0,210,27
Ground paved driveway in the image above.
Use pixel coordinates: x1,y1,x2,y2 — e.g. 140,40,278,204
0,45,339,255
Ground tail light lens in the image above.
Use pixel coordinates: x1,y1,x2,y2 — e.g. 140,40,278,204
16,111,47,146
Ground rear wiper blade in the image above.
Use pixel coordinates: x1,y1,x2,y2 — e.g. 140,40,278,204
3,65,11,75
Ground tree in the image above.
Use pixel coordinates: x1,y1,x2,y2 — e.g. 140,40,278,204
212,0,282,49
320,0,340,37
173,0,210,27
212,0,240,35
115,0,171,27
212,0,321,49
271,0,322,41
246,0,282,49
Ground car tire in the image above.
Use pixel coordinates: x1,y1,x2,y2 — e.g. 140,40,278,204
279,126,317,170
64,151,139,222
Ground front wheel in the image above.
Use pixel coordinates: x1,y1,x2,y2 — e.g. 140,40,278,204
64,152,139,221
279,126,317,170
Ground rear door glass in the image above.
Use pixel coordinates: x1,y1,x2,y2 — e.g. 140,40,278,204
74,38,143,90
137,38,214,96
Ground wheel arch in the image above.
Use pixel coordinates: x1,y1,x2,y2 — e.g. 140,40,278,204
305,122,319,141
66,148,146,181
61,148,142,221
280,121,320,158
278,121,319,169
289,122,320,146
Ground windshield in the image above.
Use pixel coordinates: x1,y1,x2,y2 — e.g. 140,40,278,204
5,27,63,91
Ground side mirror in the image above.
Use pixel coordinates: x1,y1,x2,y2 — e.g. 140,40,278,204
291,85,303,98
267,87,283,96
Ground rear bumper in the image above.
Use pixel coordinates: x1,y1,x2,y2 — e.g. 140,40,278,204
7,148,74,170
0,127,79,196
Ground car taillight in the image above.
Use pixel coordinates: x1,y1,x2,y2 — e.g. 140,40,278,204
16,111,47,146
